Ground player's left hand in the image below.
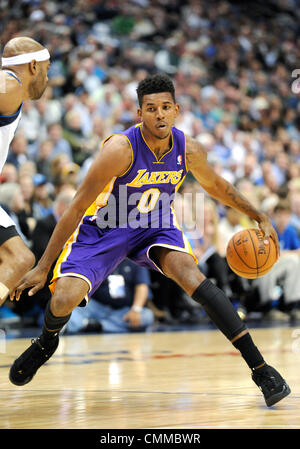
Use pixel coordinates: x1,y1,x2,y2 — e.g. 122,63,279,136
123,309,142,328
256,213,280,260
11,265,49,302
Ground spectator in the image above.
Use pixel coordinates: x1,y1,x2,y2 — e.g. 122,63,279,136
14,188,76,323
47,123,73,162
187,198,233,296
58,162,80,190
0,182,30,246
62,110,89,166
187,197,247,318
50,154,72,187
35,140,55,180
6,134,29,169
290,190,300,233
217,207,245,258
18,175,36,238
32,174,53,220
274,200,300,251
17,100,41,149
0,0,299,332
65,259,154,334
18,161,37,180
0,163,18,183
254,200,300,321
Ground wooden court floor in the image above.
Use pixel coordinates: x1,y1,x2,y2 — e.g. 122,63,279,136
0,326,299,429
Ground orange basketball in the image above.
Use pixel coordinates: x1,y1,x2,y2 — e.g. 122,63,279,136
226,228,277,279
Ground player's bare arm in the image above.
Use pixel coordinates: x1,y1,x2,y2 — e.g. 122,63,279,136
14,135,132,298
185,135,280,256
0,74,23,115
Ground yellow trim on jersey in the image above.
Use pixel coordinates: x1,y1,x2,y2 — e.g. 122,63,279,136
171,206,198,264
51,221,81,279
175,173,186,193
49,273,92,294
50,178,118,293
48,132,132,300
96,176,117,208
85,175,117,223
170,206,181,230
49,217,92,301
84,198,100,217
183,133,188,174
146,241,198,275
49,174,118,299
138,123,174,163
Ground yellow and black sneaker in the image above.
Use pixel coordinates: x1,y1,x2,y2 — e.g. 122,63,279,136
9,336,59,386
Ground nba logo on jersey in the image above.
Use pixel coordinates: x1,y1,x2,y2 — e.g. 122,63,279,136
177,155,182,165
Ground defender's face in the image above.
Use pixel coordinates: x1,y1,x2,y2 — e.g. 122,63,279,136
138,92,179,140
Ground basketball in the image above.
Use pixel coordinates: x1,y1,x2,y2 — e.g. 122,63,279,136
226,228,277,279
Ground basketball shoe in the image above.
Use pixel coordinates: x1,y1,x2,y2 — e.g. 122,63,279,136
252,364,291,407
9,335,59,386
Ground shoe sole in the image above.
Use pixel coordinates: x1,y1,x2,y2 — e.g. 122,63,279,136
265,382,291,407
9,368,35,386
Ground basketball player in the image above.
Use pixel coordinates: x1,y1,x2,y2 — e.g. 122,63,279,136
10,74,290,407
0,37,50,306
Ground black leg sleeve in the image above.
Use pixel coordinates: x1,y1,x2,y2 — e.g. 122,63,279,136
192,278,246,341
42,300,71,340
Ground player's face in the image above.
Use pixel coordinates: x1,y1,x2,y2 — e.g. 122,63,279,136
138,92,179,140
29,60,50,100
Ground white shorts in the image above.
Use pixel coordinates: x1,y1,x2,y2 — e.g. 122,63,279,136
0,206,16,228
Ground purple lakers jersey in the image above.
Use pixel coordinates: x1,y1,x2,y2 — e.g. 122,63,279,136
92,123,187,229
51,123,196,300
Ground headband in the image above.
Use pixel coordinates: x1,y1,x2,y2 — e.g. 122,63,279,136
1,48,50,66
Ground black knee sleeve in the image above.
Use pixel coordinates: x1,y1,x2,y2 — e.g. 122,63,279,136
192,279,246,341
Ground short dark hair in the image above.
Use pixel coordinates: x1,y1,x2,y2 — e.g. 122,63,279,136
274,199,291,213
136,73,176,107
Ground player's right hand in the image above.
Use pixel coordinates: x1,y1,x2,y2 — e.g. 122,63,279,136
256,213,280,261
11,265,49,301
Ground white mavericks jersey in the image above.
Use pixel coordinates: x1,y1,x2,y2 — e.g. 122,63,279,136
0,104,22,173
0,71,23,228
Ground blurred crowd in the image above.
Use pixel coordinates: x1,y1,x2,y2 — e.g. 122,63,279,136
0,0,299,331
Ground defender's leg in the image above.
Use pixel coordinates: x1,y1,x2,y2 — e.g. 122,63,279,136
0,231,35,305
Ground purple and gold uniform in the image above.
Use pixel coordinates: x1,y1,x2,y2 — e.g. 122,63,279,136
50,124,197,303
